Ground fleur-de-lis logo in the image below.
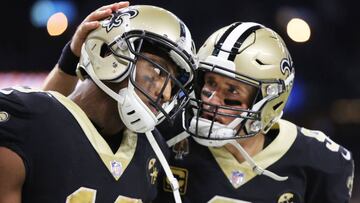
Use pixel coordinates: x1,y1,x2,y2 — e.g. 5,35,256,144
102,8,139,33
280,57,294,76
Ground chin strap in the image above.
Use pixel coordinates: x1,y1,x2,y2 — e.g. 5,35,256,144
145,131,182,203
77,49,125,104
228,140,288,181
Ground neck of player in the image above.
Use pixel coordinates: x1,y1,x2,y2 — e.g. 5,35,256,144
224,133,265,163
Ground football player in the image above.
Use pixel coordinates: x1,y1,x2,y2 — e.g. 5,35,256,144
0,4,196,203
156,22,354,203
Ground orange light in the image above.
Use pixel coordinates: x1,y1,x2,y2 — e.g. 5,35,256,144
47,12,68,36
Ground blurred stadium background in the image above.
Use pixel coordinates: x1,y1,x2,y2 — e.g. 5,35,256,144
1,0,359,201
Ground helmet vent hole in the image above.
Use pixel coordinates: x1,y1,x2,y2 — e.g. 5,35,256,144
273,102,283,110
100,43,112,58
255,59,265,65
127,110,136,115
130,118,141,125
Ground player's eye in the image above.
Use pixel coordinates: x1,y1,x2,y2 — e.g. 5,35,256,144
201,90,213,98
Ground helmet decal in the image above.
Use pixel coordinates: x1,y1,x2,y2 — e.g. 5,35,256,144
102,8,139,33
280,58,294,76
212,22,262,61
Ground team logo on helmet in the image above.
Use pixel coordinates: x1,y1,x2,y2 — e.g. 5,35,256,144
280,58,294,76
102,8,139,32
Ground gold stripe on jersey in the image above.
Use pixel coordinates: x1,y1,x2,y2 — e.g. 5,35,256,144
50,91,137,181
209,119,297,189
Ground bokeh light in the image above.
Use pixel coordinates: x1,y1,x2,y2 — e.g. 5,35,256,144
30,0,76,27
31,0,55,27
47,12,68,36
286,18,311,42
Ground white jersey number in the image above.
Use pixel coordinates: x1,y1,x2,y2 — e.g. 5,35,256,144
301,128,351,160
208,195,251,203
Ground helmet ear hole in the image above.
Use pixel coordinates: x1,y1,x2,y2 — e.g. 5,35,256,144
100,43,112,58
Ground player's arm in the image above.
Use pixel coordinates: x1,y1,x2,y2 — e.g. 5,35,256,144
42,1,130,95
310,157,354,203
322,154,354,203
304,149,354,203
42,65,78,96
0,147,25,203
300,128,354,202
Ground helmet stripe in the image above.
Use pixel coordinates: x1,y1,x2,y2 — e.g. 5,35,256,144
217,23,262,61
212,22,242,56
179,21,192,53
228,25,262,61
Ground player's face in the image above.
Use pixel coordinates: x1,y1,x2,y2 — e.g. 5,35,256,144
134,52,177,115
200,72,256,125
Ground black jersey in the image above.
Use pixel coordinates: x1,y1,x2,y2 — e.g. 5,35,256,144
0,87,169,203
156,119,354,203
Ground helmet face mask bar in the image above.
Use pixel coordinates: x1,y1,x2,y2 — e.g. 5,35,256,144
185,63,290,147
108,30,195,123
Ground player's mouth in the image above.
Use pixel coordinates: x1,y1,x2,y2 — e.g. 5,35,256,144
201,111,225,124
148,102,159,115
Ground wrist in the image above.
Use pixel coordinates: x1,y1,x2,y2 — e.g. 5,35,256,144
57,40,79,76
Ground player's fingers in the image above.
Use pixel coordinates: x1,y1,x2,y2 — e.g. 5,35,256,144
69,2,129,56
98,1,129,12
82,21,100,31
85,9,112,22
71,21,99,56
84,2,129,23
76,21,99,41
111,1,129,11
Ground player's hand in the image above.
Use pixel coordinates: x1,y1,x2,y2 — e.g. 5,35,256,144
70,1,129,57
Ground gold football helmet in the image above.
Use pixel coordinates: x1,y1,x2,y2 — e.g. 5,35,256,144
77,5,197,133
185,22,295,147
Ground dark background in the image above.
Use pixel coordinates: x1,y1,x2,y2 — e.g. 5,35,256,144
1,0,359,201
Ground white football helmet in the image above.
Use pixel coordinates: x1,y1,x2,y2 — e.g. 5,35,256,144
77,5,196,133
184,22,295,147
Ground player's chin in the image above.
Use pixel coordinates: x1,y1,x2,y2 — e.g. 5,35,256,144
139,95,159,115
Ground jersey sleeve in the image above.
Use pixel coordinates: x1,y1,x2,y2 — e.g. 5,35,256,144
0,88,32,171
299,127,354,203
307,154,354,203
0,88,55,173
